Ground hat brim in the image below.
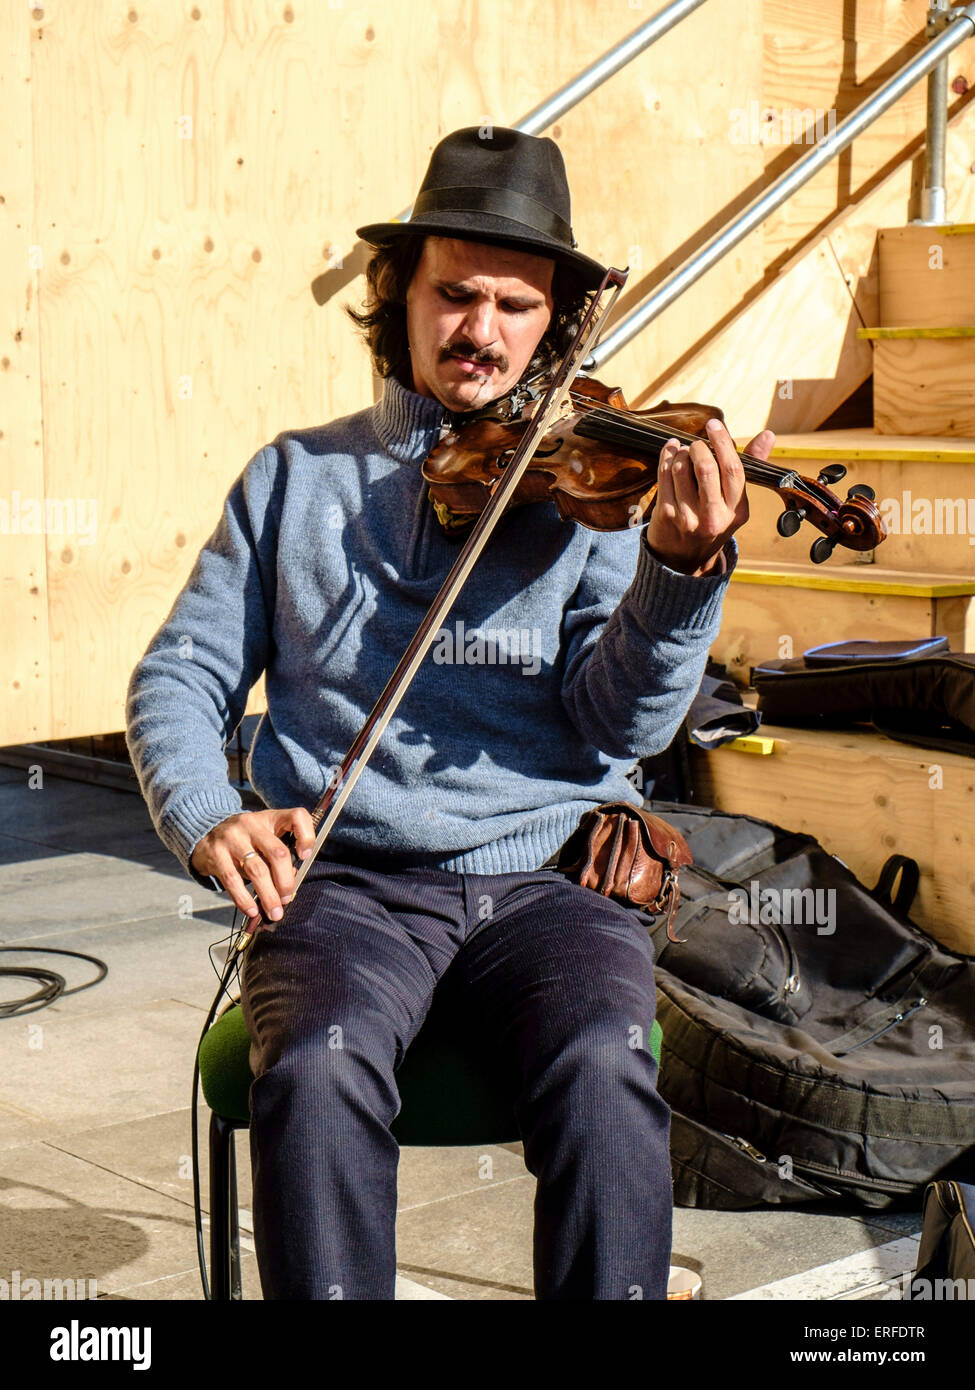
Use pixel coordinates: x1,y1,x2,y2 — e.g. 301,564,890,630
356,212,608,291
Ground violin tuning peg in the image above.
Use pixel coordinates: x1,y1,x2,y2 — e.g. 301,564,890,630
810,536,836,564
817,464,847,485
776,508,803,538
846,483,875,501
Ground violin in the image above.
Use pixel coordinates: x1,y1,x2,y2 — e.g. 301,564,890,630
423,375,886,564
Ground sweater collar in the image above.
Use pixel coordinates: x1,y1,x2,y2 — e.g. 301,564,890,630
373,374,449,463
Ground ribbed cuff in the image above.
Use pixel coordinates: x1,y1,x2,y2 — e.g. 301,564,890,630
629,534,738,631
159,785,246,888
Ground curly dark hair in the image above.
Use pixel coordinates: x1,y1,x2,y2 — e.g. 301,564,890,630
345,234,595,388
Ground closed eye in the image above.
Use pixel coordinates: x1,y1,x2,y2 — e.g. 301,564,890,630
438,287,535,314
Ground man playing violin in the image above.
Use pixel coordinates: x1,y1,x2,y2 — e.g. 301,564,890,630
126,126,775,1300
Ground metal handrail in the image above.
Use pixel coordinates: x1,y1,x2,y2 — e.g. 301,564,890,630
391,0,708,225
589,0,975,368
515,0,708,137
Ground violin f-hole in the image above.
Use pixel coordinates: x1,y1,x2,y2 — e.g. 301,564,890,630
495,439,562,470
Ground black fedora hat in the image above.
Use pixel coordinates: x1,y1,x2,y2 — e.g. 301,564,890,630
356,126,608,290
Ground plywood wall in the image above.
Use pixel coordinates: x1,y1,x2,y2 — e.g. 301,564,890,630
1,0,972,743
2,9,50,742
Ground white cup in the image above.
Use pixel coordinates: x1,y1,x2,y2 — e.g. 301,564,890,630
667,1264,703,1300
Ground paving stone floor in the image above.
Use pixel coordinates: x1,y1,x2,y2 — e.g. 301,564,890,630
0,766,927,1302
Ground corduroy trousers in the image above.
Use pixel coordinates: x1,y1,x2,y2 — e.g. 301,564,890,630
239,854,672,1301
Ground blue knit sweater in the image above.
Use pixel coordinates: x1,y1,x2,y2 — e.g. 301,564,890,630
125,375,736,889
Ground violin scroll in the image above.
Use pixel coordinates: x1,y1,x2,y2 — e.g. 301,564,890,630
772,472,886,563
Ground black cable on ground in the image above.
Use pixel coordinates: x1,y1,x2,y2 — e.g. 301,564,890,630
0,947,108,1018
1,922,242,1298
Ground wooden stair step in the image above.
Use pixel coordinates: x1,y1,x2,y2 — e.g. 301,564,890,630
715,562,975,684
691,722,975,954
870,336,975,436
737,428,975,462
858,326,975,339
872,223,975,434
730,562,975,597
878,224,975,329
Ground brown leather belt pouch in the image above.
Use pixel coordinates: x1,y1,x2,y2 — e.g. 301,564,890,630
555,801,693,941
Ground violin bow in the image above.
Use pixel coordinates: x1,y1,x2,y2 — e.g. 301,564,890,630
234,264,629,950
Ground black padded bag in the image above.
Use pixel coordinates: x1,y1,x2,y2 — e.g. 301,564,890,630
642,803,975,1210
914,1181,975,1284
752,650,975,755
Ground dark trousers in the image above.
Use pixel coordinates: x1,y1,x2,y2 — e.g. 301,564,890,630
239,856,672,1300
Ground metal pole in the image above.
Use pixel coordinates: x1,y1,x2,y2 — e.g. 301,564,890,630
516,0,709,136
918,0,952,224
391,0,709,223
590,1,975,368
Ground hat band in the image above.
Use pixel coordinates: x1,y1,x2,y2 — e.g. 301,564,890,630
410,185,572,245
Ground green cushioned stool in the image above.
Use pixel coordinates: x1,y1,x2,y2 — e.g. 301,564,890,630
198,983,663,1300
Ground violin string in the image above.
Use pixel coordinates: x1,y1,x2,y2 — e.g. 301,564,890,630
578,406,792,485
576,406,826,507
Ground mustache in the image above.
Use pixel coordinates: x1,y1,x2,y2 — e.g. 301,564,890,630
439,340,509,373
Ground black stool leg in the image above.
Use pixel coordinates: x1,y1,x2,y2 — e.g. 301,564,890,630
209,1113,241,1301
228,1128,242,1300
